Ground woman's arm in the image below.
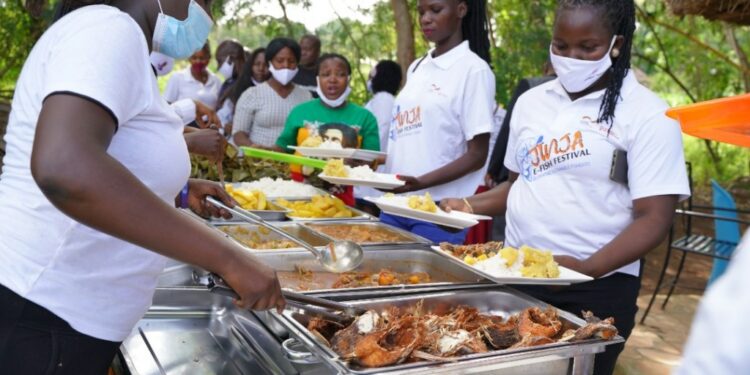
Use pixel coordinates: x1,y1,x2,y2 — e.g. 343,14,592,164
557,195,678,278
393,133,490,193
32,94,284,311
440,172,518,216
230,91,255,147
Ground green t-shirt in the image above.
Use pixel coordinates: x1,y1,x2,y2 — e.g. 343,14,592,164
276,99,381,152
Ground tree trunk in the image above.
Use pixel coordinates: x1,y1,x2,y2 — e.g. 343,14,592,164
277,0,295,37
390,0,415,80
723,23,750,92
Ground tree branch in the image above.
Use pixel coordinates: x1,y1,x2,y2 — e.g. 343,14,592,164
327,0,368,87
723,22,750,92
632,52,697,103
644,13,746,72
277,0,294,36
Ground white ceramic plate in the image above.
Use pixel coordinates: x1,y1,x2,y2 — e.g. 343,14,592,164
365,196,492,230
318,173,406,189
350,149,387,162
289,146,355,159
430,246,594,285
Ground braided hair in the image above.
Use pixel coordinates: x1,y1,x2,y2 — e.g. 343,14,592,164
556,0,636,126
459,0,491,65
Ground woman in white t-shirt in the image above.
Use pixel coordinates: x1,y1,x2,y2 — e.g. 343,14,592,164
164,42,223,110
381,0,495,244
0,1,284,373
442,1,689,374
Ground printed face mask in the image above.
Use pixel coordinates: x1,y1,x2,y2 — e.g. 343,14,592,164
149,51,174,76
218,57,234,80
268,64,298,85
317,76,351,108
549,36,617,93
152,0,213,59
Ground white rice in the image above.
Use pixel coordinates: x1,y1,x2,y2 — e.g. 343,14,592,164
234,178,320,198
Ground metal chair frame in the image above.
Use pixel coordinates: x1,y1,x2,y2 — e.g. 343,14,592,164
640,170,749,324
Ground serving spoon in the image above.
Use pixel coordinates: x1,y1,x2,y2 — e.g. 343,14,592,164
205,196,364,273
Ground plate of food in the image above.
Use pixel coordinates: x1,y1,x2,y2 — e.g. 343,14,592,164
431,242,593,285
365,193,491,229
319,160,405,189
289,145,355,159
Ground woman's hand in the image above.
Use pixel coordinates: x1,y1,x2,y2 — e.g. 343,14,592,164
220,251,286,312
184,128,226,163
439,198,472,213
194,100,222,130
186,179,236,219
389,175,423,194
554,255,592,277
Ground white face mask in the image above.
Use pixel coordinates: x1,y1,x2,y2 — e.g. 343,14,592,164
269,64,298,85
366,79,373,93
218,57,234,80
149,51,174,76
316,76,351,108
549,37,617,93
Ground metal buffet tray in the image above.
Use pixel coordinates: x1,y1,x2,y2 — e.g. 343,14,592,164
272,198,375,222
209,222,330,252
302,221,432,247
157,248,488,295
119,288,328,375
271,287,624,375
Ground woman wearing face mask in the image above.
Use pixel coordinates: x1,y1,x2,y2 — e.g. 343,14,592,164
441,1,689,373
276,53,380,205
232,38,312,149
164,42,222,110
216,47,268,136
215,39,246,100
0,1,285,373
380,0,495,244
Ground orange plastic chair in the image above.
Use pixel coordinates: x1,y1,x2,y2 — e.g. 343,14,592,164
666,93,750,148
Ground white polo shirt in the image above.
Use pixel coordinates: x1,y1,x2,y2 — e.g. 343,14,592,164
503,72,690,277
0,5,189,341
164,67,222,110
384,41,495,201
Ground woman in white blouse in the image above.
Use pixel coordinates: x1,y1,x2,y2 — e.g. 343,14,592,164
232,38,312,149
365,60,402,151
164,42,222,110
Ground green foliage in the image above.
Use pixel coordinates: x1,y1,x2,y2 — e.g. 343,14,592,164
683,136,750,186
488,0,556,105
0,0,52,97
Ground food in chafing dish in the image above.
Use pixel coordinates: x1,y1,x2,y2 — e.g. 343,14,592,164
225,186,270,210
440,243,561,278
306,224,411,243
331,269,431,289
307,303,617,368
231,178,321,198
276,195,355,218
218,225,297,249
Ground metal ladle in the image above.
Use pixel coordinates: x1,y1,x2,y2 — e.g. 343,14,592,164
206,196,364,273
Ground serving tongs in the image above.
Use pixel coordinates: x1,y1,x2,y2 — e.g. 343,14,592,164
200,273,364,322
205,196,364,273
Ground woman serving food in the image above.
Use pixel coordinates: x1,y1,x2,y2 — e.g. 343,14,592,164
441,1,689,374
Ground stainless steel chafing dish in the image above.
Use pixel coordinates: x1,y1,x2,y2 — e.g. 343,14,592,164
270,287,624,375
302,221,432,247
208,222,330,252
157,248,488,295
272,198,375,222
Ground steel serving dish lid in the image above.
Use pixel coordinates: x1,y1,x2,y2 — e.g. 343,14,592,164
271,287,623,375
303,221,432,246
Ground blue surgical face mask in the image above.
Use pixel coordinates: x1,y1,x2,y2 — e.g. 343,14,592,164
152,0,213,59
